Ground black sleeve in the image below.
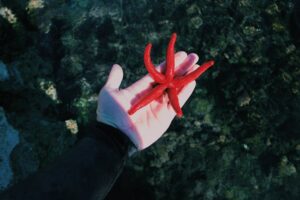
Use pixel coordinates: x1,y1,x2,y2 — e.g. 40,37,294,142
0,121,135,200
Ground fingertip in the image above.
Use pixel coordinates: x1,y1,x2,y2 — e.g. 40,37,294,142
113,64,123,76
188,53,199,63
105,64,123,89
175,51,188,67
175,51,188,59
112,64,122,71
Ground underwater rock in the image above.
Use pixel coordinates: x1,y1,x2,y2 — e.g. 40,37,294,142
10,139,39,181
0,107,20,191
0,61,9,81
0,7,18,25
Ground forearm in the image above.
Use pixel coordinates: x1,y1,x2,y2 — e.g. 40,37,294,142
0,122,132,200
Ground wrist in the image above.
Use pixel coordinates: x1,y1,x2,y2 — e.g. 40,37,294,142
97,114,142,150
93,120,138,155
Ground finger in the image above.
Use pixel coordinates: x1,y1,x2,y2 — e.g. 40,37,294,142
104,64,123,90
174,53,199,77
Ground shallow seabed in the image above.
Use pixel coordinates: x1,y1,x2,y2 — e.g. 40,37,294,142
0,0,300,199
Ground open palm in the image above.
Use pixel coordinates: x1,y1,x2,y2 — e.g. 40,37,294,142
97,51,199,150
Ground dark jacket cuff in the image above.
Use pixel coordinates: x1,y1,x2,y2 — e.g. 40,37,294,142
86,121,136,155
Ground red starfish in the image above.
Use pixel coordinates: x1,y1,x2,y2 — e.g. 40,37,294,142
128,33,214,117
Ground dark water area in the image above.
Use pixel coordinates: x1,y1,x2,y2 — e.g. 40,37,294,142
0,0,300,199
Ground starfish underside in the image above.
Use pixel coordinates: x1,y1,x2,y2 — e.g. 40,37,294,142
128,33,214,117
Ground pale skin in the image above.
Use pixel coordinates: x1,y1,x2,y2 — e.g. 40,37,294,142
97,51,200,150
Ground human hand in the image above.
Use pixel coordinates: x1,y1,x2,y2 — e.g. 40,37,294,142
97,52,199,150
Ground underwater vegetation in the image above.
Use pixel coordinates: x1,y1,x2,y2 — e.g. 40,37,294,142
0,0,300,199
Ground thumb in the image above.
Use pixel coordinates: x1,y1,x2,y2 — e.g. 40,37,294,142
104,64,123,89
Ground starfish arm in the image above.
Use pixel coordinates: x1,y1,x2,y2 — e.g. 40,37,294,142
128,84,168,115
168,87,183,117
166,33,177,81
144,43,166,83
175,60,214,88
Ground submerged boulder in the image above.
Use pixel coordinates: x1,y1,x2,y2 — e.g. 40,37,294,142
0,107,20,191
0,61,9,81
